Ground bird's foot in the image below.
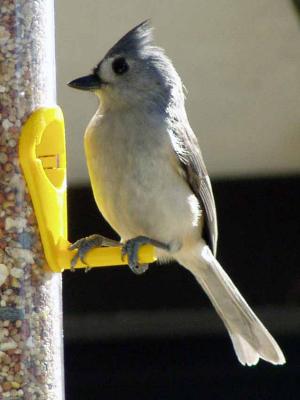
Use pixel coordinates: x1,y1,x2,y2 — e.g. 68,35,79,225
69,234,120,271
121,236,169,275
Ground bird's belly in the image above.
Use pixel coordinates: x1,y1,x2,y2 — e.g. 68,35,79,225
84,112,203,249
86,144,201,246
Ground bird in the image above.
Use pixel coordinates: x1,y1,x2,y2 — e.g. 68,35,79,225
68,20,285,366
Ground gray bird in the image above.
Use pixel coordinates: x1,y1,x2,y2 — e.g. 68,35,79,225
68,21,285,366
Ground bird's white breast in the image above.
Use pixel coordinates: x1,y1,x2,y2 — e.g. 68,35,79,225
84,108,202,247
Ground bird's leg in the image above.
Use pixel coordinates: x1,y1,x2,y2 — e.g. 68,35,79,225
69,234,120,271
121,236,170,275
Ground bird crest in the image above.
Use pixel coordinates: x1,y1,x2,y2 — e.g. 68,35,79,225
105,20,154,58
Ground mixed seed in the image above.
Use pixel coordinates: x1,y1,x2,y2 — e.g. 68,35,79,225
0,0,64,398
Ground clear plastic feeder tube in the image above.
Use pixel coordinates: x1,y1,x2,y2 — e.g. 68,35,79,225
0,0,64,399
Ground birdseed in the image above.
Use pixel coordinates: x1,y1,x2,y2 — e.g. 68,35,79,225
0,0,64,398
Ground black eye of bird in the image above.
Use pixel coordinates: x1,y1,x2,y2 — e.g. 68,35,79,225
112,57,129,75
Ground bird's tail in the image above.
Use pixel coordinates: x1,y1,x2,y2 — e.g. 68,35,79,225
176,245,286,366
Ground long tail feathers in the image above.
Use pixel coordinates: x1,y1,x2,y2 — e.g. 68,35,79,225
177,245,286,366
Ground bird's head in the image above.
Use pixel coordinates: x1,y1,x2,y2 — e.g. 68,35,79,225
68,20,185,113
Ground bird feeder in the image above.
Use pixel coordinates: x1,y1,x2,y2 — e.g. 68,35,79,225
0,1,64,398
1,0,155,398
18,107,156,272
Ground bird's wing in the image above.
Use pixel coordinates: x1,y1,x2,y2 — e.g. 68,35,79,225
169,121,218,255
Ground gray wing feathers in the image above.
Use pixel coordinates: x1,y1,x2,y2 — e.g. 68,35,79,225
169,123,218,255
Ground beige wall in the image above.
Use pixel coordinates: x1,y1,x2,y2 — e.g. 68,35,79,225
56,0,300,184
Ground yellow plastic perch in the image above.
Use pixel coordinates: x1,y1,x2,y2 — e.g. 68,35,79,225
19,107,156,272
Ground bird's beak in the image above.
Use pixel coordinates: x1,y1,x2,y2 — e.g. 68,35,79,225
67,73,103,91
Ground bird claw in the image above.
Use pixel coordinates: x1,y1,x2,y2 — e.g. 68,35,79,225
69,234,120,271
121,236,153,275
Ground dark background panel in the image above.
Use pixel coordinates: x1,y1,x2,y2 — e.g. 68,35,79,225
63,176,300,399
65,336,300,400
64,176,300,313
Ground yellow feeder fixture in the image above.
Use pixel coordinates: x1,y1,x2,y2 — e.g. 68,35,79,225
19,107,156,272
